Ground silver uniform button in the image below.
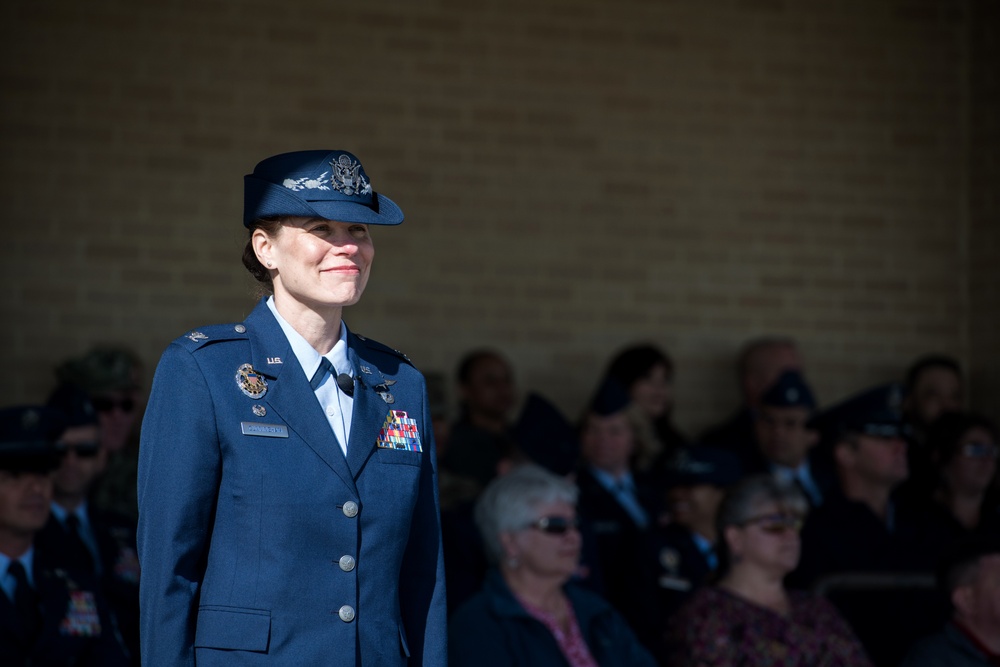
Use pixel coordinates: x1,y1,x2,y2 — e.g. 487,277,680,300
339,555,356,572
342,501,359,518
338,605,355,622
234,324,246,333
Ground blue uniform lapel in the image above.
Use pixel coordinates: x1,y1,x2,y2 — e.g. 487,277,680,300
244,301,358,494
345,334,385,479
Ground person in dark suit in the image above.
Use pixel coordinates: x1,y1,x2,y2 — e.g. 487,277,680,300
35,383,140,664
0,405,128,666
137,150,446,666
575,379,662,658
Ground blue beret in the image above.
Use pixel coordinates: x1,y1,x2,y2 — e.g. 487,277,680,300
666,446,743,487
809,383,904,439
0,406,65,472
511,393,579,477
761,370,817,411
244,150,403,227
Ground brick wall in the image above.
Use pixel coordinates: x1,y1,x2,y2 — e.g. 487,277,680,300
2,0,994,432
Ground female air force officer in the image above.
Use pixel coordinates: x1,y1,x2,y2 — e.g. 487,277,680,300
137,150,446,666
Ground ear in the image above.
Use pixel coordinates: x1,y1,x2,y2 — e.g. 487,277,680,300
805,429,820,450
252,228,275,268
724,525,744,559
833,440,853,468
951,584,973,616
498,531,518,560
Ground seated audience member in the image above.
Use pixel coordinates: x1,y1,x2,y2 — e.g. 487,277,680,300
576,379,662,654
792,384,951,666
653,446,742,618
449,464,656,667
900,538,1000,667
443,392,589,613
751,370,832,508
663,474,871,667
701,336,803,458
902,354,965,498
35,384,140,664
922,412,1000,541
439,349,518,489
55,346,144,521
0,405,127,666
792,383,942,587
604,344,688,469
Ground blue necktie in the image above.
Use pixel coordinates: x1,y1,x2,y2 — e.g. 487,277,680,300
310,358,333,391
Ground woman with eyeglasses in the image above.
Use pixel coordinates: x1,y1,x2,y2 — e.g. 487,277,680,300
449,464,656,667
923,412,1000,542
663,474,871,667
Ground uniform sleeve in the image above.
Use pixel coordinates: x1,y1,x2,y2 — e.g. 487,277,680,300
397,380,448,665
136,343,222,667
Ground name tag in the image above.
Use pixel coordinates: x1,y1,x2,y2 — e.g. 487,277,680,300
240,422,289,438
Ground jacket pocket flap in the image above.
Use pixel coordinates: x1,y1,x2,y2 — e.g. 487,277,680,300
195,606,270,652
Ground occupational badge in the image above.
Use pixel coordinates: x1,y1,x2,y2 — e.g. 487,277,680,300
186,331,208,342
377,410,422,452
235,363,268,399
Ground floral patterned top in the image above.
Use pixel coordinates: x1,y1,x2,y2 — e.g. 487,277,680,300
664,586,873,667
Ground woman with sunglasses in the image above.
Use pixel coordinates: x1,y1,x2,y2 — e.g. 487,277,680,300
664,474,871,667
450,464,656,667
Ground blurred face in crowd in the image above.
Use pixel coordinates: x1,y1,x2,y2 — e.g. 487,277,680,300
725,500,802,576
460,355,516,424
942,426,998,496
907,366,962,427
743,343,802,409
0,469,53,548
501,500,581,582
93,388,141,453
839,434,909,488
580,411,635,477
668,483,725,536
954,554,1000,639
53,424,108,503
754,406,818,469
629,363,674,420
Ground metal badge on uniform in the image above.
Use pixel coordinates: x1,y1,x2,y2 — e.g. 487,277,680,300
373,379,397,404
235,363,268,399
186,331,208,342
377,410,422,452
113,547,141,584
60,590,102,637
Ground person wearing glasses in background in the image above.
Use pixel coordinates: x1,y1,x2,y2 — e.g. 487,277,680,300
54,345,145,522
663,474,871,667
449,464,656,667
35,384,140,664
921,412,1000,543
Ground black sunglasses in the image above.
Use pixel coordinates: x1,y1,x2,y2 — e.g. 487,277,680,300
527,516,580,535
91,397,135,414
55,442,102,459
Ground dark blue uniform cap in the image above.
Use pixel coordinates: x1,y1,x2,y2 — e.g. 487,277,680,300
0,406,66,472
808,382,904,440
243,150,404,228
588,378,631,417
761,370,817,411
46,383,99,428
666,446,743,487
511,393,580,477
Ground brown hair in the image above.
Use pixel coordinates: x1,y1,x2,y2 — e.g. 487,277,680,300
241,217,284,288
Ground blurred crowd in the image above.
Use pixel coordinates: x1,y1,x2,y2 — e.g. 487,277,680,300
439,339,1000,667
1,337,997,666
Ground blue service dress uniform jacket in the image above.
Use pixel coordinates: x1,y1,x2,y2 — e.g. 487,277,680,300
137,298,447,666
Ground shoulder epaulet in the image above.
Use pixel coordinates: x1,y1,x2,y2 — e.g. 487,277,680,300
173,322,248,351
356,334,413,366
